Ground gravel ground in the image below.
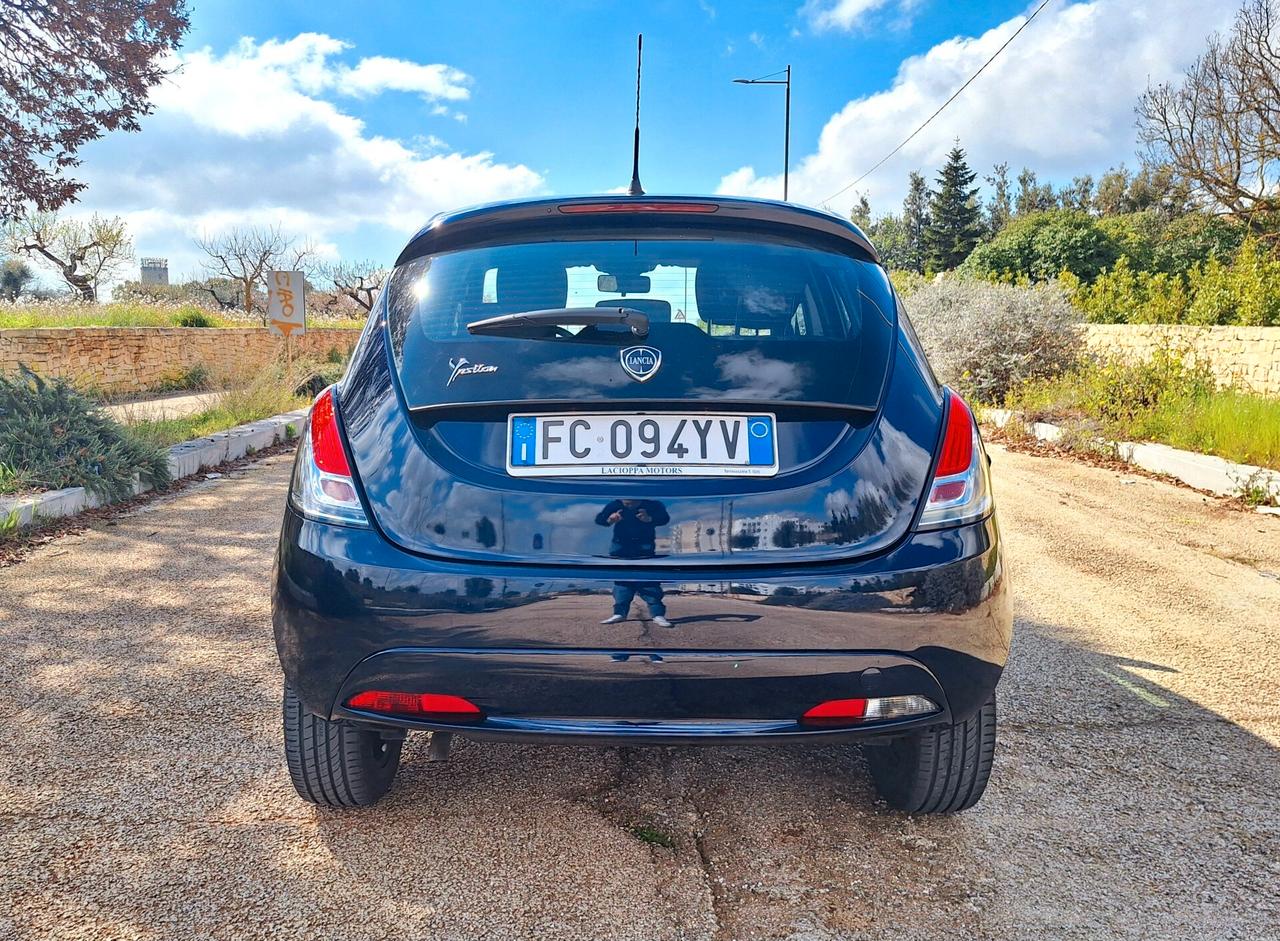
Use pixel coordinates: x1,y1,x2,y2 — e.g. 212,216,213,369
1,446,1277,940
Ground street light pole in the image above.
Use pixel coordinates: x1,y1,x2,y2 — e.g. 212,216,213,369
783,65,790,200
734,65,791,201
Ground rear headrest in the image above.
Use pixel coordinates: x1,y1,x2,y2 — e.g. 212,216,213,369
694,259,805,331
492,260,568,314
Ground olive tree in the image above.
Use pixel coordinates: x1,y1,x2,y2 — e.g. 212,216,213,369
4,211,133,300
0,257,34,299
194,225,315,323
322,260,388,313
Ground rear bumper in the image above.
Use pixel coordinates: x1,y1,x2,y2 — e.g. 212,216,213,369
273,508,1011,743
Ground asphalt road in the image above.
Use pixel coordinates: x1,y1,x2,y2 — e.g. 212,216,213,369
1,445,1278,940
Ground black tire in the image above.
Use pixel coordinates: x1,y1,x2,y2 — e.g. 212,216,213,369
283,683,402,807
866,695,996,814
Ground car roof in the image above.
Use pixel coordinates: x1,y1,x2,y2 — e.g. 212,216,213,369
393,194,880,266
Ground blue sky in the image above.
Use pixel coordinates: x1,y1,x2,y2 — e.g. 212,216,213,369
68,0,1236,282
179,0,1035,195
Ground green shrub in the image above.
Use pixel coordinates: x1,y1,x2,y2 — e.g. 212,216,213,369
0,366,171,498
1068,257,1193,324
151,363,211,394
175,309,215,327
962,210,1121,284
1150,213,1245,274
1077,346,1215,426
887,269,927,297
906,279,1083,403
1067,236,1280,325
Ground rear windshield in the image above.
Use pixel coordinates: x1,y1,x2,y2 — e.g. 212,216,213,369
386,235,892,357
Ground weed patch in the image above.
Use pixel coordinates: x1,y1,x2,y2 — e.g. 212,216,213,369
1006,347,1280,469
630,825,676,849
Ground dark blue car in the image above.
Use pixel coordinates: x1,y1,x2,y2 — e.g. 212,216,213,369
273,195,1011,812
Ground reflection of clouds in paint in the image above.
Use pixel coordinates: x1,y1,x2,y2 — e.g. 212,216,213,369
824,488,852,517
817,419,932,543
527,358,625,398
851,419,929,505
536,503,601,526
709,351,808,398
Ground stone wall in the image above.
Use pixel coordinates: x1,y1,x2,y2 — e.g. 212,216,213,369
0,327,362,394
1083,324,1280,396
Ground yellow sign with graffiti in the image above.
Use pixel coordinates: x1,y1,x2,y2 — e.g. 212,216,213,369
267,270,306,338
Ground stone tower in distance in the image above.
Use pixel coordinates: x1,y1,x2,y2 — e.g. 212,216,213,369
140,257,169,286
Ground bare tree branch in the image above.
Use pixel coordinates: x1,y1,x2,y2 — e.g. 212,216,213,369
321,259,388,313
1138,0,1280,232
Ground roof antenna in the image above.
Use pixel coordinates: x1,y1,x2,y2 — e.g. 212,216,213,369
628,33,645,196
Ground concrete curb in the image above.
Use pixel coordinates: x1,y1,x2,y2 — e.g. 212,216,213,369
981,407,1280,511
1,409,307,530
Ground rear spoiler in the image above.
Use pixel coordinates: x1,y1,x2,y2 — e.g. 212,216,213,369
394,195,880,267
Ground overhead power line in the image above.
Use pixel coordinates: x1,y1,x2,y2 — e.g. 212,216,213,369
822,0,1054,208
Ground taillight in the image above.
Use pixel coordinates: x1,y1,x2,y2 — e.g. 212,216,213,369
346,690,483,721
289,386,369,527
801,695,938,727
917,389,992,530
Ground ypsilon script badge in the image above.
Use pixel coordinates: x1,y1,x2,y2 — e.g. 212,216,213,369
620,345,662,383
447,356,498,386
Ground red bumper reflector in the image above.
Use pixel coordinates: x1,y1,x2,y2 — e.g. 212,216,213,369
557,201,719,214
801,698,869,725
346,691,483,720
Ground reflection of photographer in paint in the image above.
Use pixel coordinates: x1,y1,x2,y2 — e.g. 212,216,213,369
595,498,671,628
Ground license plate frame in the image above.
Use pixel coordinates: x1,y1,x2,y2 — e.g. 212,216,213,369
506,412,779,478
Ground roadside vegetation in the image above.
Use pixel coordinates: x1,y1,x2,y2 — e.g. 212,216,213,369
859,2,1280,488
121,356,341,449
0,367,170,499
1005,348,1280,471
0,351,344,500
906,278,1280,473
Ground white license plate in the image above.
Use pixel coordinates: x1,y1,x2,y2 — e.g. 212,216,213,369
507,412,779,477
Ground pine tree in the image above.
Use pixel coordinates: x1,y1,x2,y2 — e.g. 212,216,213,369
849,192,872,231
985,162,1013,235
901,171,931,273
1015,167,1057,216
924,145,983,271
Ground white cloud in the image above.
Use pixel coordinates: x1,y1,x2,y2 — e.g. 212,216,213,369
67,33,544,280
335,56,470,100
724,0,1235,216
801,0,916,32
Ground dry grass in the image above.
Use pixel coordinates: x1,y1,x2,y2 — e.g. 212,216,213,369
0,300,364,330
122,365,313,449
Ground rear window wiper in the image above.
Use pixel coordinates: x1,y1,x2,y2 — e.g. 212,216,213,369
467,307,650,338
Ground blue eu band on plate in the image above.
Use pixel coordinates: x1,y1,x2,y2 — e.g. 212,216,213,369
507,412,778,477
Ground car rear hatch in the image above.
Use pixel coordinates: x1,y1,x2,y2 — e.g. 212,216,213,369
339,199,942,567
